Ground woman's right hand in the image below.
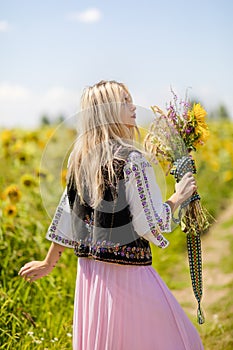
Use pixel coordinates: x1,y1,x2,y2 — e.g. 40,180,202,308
18,260,54,283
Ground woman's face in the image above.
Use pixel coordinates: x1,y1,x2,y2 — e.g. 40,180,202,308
120,91,136,128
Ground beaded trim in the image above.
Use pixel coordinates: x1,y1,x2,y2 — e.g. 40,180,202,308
170,155,197,181
74,237,152,264
170,155,201,224
187,232,205,324
92,256,152,266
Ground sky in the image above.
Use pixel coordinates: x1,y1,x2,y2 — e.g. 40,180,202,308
0,0,233,128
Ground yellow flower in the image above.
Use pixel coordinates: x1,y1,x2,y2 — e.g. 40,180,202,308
12,139,24,153
20,174,37,187
194,125,210,145
61,169,67,188
3,204,17,217
223,170,233,182
2,185,22,203
188,103,209,147
191,103,207,123
1,130,15,146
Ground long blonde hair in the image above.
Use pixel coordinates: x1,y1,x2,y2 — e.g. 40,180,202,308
68,80,138,208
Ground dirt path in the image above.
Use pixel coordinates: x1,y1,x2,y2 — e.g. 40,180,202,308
172,201,233,320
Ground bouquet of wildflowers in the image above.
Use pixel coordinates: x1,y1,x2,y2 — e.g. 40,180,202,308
144,91,210,324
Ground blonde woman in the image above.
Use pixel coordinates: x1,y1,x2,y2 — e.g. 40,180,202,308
19,80,204,350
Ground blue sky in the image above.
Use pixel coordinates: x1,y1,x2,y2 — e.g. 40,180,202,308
0,0,233,127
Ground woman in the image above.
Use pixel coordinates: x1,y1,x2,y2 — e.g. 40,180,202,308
19,80,204,349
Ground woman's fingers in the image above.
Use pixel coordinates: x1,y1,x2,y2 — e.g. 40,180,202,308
19,261,36,272
18,260,52,283
19,267,34,277
29,275,40,283
175,171,198,202
21,269,43,282
183,172,197,188
183,172,193,178
18,264,35,276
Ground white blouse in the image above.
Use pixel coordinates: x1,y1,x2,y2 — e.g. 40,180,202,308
46,152,172,249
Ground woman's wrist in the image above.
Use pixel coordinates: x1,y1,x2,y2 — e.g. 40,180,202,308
166,192,182,213
44,242,65,268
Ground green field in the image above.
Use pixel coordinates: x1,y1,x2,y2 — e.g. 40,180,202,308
1,122,233,349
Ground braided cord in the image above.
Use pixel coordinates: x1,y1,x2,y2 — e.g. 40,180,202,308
170,155,205,324
187,232,205,324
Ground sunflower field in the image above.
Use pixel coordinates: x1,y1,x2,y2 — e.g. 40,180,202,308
0,120,233,349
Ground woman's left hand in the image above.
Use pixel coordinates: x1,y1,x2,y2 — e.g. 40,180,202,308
18,260,54,283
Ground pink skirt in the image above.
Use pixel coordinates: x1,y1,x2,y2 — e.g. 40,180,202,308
73,258,204,350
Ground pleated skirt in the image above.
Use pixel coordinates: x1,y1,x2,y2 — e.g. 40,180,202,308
73,258,204,350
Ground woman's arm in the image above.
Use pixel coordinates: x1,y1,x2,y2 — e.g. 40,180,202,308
18,242,66,283
124,153,197,248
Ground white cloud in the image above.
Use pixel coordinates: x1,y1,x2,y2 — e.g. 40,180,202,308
0,83,80,128
67,8,102,23
0,20,10,32
41,86,80,115
0,83,31,101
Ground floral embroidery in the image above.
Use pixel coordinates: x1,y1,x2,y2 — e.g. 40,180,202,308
74,237,152,264
48,232,75,247
141,167,171,232
47,193,75,247
124,152,170,248
48,197,66,234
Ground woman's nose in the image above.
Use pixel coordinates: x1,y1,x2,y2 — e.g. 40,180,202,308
131,103,136,111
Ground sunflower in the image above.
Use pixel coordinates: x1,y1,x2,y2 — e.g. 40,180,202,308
194,125,210,145
191,103,207,122
188,103,209,146
1,130,15,146
61,169,68,188
3,184,22,203
3,204,17,217
20,174,37,187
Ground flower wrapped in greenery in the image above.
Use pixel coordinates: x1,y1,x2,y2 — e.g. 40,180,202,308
144,91,210,324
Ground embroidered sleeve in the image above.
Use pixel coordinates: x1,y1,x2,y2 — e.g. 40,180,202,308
124,151,172,249
46,187,75,248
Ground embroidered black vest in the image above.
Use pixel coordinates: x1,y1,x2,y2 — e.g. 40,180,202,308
67,156,152,266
